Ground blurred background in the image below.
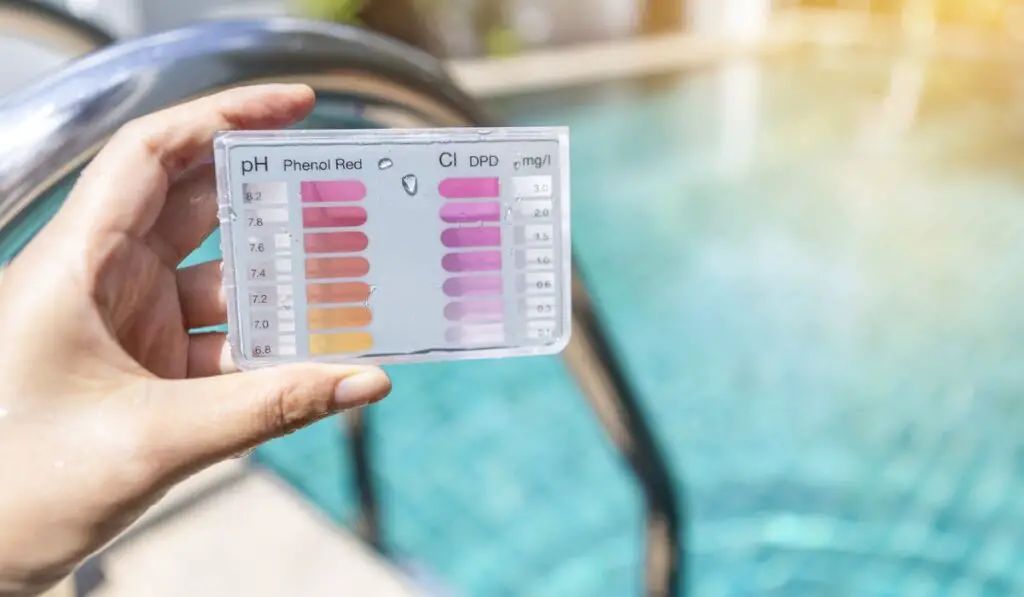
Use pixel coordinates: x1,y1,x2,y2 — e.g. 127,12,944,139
2,0,1024,596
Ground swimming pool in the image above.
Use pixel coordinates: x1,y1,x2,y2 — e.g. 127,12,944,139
5,47,1023,596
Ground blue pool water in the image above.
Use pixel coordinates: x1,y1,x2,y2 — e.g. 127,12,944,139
4,50,1023,596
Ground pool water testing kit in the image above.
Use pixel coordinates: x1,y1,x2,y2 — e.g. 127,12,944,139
214,127,571,368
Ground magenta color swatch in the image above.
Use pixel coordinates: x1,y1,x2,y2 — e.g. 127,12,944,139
439,177,500,199
441,251,502,273
443,275,503,298
444,300,504,322
441,227,501,248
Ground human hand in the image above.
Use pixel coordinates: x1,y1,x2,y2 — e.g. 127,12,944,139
0,85,391,596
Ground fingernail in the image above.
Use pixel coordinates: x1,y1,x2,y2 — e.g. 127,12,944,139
334,370,391,409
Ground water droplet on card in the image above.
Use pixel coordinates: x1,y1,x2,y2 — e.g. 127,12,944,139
378,157,394,170
402,174,418,196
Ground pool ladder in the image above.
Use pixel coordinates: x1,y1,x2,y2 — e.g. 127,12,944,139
0,13,684,597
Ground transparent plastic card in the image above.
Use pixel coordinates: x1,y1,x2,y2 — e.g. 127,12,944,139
214,127,571,368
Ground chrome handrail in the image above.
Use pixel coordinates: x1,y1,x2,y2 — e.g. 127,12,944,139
0,17,489,232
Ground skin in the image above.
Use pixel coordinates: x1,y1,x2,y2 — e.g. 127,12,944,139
0,85,392,596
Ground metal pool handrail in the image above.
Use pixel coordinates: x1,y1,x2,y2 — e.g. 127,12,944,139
0,18,684,596
0,18,491,231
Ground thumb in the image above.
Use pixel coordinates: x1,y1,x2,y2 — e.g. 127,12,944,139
143,365,390,475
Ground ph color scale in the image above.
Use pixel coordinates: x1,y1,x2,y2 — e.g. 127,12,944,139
215,128,571,367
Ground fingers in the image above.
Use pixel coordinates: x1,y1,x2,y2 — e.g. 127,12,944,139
148,164,217,266
177,261,224,329
144,366,391,475
187,333,235,377
179,260,231,377
62,84,316,239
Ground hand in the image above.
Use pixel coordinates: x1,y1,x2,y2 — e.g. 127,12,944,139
0,85,391,596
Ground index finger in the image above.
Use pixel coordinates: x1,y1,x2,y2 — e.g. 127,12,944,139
62,84,316,238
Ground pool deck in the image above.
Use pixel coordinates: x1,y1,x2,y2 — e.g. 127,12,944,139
83,460,416,597
448,9,1021,98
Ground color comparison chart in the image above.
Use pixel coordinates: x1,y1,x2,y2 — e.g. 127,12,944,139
214,128,571,367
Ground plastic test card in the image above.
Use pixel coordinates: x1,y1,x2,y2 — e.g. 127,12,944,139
214,127,571,368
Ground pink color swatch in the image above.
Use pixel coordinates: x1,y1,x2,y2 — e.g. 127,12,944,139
444,299,504,322
301,180,367,203
440,202,501,223
302,206,368,228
